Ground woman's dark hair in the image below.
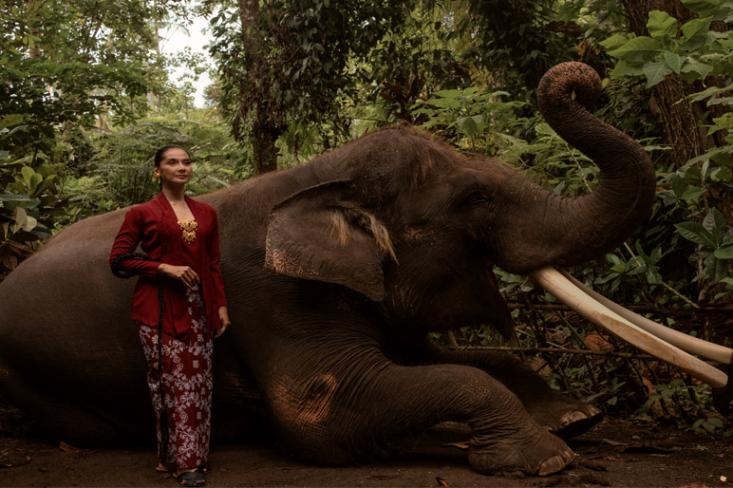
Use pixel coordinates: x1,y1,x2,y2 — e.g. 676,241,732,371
154,145,190,167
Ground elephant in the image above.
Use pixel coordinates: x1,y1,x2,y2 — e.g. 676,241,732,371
2,62,729,476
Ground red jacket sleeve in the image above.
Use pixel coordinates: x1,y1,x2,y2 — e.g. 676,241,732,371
208,210,227,308
109,206,162,279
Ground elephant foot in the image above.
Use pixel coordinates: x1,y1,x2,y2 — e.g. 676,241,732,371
527,395,603,439
468,424,576,476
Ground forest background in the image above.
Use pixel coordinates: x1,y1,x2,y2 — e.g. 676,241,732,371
1,0,732,434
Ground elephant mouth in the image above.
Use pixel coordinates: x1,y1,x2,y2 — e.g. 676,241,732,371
530,267,732,390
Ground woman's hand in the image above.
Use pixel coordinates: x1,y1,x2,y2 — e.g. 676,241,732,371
158,263,199,288
215,306,231,338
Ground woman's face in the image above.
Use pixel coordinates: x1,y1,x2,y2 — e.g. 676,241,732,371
155,148,192,187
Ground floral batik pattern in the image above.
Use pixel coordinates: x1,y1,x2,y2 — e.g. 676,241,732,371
138,283,214,471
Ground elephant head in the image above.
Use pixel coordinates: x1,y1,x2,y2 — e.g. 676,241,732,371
264,62,732,392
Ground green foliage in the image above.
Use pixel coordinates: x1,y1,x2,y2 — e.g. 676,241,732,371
595,2,733,303
56,110,242,223
636,378,726,431
459,0,579,90
602,2,733,87
361,4,472,123
412,87,528,153
0,0,171,152
654,144,733,293
208,0,412,151
0,133,62,276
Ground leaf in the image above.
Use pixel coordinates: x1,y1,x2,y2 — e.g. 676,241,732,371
58,441,82,453
585,333,614,352
11,206,27,234
671,174,687,197
682,185,705,205
707,96,733,107
707,113,733,134
436,476,450,487
21,214,37,232
688,84,733,103
600,33,630,51
458,116,478,137
682,0,728,18
714,245,733,259
610,60,645,78
681,58,714,79
607,36,662,64
675,221,716,247
681,17,713,49
663,52,684,73
711,166,732,182
29,173,43,194
433,88,464,98
647,11,678,39
702,208,723,245
20,166,34,186
646,268,663,284
712,254,729,281
425,97,461,109
643,61,673,87
0,193,36,204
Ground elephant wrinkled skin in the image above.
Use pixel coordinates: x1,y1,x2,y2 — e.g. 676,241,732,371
0,63,656,476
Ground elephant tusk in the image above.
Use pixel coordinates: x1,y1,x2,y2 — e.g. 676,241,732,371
530,267,728,389
559,270,733,365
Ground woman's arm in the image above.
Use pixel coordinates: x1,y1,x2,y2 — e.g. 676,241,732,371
208,211,228,308
208,210,230,336
109,206,162,279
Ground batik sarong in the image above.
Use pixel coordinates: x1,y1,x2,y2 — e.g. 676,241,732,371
138,283,214,471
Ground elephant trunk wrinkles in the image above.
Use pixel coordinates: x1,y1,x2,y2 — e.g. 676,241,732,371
495,62,655,272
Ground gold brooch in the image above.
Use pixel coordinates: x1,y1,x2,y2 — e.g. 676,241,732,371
178,219,198,244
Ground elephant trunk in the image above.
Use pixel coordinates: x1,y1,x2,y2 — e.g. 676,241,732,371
493,62,656,272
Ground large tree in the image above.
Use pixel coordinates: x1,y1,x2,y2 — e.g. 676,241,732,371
618,0,717,166
207,0,411,173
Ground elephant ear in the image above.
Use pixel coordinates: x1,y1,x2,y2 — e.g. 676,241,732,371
265,180,396,302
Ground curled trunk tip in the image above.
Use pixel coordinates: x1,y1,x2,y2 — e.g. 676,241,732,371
537,62,602,114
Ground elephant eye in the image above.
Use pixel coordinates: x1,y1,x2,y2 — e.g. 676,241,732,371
457,189,492,207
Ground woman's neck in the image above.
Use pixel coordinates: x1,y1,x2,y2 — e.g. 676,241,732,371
162,185,186,203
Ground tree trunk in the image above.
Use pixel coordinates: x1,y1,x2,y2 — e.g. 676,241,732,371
238,0,281,174
620,0,714,166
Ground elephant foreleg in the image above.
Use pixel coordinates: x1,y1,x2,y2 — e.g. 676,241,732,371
423,345,602,438
267,348,575,475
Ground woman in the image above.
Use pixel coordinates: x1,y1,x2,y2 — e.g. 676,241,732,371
109,145,230,487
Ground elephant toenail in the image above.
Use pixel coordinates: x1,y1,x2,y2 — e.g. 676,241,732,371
538,454,568,476
560,410,587,426
564,449,577,462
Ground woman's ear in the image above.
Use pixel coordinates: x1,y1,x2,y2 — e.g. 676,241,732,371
265,180,394,302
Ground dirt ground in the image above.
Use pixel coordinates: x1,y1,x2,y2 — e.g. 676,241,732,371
1,416,731,487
